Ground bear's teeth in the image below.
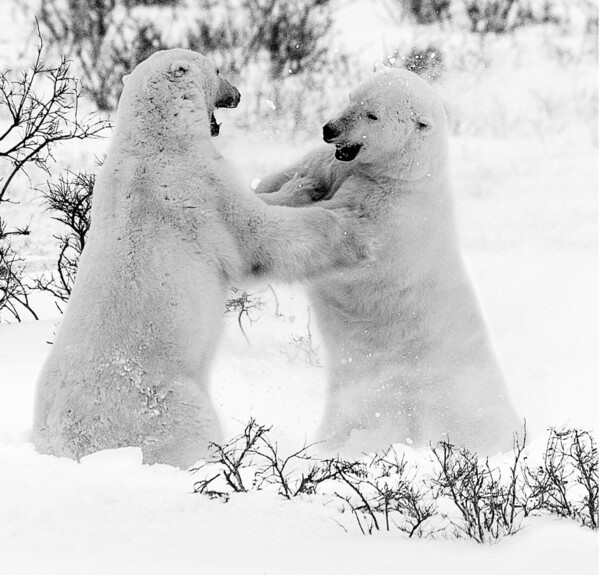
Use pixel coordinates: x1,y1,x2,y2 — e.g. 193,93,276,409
210,112,221,137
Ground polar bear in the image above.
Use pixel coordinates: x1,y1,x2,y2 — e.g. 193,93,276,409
32,50,369,468
257,67,520,454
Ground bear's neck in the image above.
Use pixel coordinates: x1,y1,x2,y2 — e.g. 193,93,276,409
357,137,449,188
359,154,450,200
114,97,213,156
90,126,223,229
115,124,213,159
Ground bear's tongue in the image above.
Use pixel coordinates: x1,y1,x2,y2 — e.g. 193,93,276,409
335,143,362,162
210,112,221,137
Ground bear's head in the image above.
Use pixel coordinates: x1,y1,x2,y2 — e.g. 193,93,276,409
120,49,240,138
322,68,446,177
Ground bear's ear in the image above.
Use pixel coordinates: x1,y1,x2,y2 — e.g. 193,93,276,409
169,61,189,79
122,74,130,85
416,114,435,135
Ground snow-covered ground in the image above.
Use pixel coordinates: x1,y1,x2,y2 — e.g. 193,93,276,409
0,0,598,573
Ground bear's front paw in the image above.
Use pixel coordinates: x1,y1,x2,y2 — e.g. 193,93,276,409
278,173,325,204
256,173,320,207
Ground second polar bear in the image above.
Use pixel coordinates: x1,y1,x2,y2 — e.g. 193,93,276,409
258,67,520,454
32,50,369,468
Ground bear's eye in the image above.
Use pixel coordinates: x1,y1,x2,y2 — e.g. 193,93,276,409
366,112,378,121
216,68,220,75
171,64,188,78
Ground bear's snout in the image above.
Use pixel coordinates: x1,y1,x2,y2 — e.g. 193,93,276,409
215,79,241,109
323,121,342,143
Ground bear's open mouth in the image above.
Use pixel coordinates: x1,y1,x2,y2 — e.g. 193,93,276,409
210,111,221,137
334,143,362,162
210,88,241,137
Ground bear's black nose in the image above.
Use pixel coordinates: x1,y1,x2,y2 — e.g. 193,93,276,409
231,87,241,107
323,122,340,143
215,82,241,109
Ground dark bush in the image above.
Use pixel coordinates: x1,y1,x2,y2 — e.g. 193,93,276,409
402,45,445,81
463,0,520,34
35,169,96,310
430,436,525,542
193,421,598,539
39,0,174,110
0,28,108,321
38,0,332,111
399,0,452,24
522,428,598,529
186,0,332,78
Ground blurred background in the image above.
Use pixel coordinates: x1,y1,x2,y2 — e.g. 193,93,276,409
1,0,598,132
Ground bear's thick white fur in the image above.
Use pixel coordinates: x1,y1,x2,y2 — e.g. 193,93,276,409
258,68,520,454
32,50,368,467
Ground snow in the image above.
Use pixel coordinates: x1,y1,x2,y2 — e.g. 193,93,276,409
0,428,598,575
0,460,597,575
1,0,598,572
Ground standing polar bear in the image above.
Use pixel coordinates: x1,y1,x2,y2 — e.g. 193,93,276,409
32,50,369,468
258,67,520,454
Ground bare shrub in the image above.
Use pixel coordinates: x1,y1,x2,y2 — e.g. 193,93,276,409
185,0,332,79
247,0,332,78
331,450,438,536
570,429,599,529
193,419,336,500
462,0,521,34
192,422,598,539
289,306,321,366
0,29,107,204
385,44,445,82
254,438,338,499
191,421,439,537
430,432,526,542
225,288,265,343
365,449,438,536
192,419,270,499
522,428,598,529
328,458,379,534
34,168,96,310
39,0,120,110
186,0,339,135
403,45,445,81
37,0,332,112
398,0,452,24
38,1,173,110
0,222,38,321
0,27,108,321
